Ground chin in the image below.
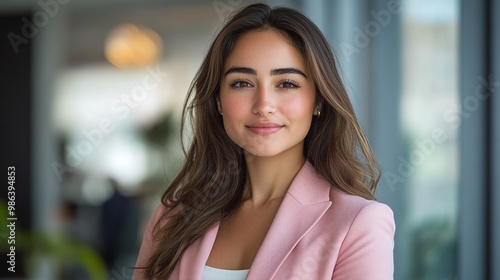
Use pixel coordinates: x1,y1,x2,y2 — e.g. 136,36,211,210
243,147,285,158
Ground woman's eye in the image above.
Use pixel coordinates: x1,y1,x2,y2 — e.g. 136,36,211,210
277,81,299,89
230,80,252,88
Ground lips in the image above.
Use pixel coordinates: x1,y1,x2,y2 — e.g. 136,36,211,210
246,122,284,135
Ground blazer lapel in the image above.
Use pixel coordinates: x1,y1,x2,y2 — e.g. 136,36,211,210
176,221,220,280
246,161,332,279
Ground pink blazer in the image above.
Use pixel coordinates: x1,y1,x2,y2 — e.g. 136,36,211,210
134,161,395,279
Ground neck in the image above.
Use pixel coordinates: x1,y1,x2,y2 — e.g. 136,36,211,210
242,144,305,206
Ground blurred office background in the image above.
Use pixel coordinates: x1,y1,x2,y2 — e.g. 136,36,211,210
0,0,499,279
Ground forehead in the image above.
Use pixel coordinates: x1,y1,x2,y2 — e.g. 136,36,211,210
224,29,307,71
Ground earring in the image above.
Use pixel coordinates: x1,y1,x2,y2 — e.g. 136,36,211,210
316,110,321,117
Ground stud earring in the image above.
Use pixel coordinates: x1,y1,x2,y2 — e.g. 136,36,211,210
316,110,321,117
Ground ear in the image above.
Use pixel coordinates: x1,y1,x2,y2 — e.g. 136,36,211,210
314,101,323,116
216,96,223,115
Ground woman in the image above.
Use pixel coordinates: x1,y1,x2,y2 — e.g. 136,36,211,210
134,3,395,280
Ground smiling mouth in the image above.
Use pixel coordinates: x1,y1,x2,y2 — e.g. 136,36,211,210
246,123,284,135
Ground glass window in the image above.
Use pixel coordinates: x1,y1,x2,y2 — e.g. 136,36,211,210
400,0,459,278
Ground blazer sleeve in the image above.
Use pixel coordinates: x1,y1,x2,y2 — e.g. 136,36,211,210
331,202,395,280
133,203,166,280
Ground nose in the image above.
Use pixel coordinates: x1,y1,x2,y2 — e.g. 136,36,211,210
252,86,275,116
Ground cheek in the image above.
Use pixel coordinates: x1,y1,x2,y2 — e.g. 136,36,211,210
220,95,250,139
281,95,315,120
221,95,249,119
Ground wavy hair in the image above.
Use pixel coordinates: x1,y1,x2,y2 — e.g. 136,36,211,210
142,3,380,278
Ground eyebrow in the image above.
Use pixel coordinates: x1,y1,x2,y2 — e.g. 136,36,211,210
224,67,307,78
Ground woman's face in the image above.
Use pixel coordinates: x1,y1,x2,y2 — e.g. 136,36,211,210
219,29,317,158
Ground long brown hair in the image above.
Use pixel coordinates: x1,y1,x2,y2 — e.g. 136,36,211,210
142,3,380,278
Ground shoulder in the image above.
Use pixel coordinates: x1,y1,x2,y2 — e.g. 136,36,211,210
141,200,182,241
322,188,395,239
329,188,393,220
325,189,395,278
134,201,178,274
327,188,395,255
140,203,168,242
295,161,394,231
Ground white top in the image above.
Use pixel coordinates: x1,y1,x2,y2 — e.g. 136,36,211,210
201,265,249,280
